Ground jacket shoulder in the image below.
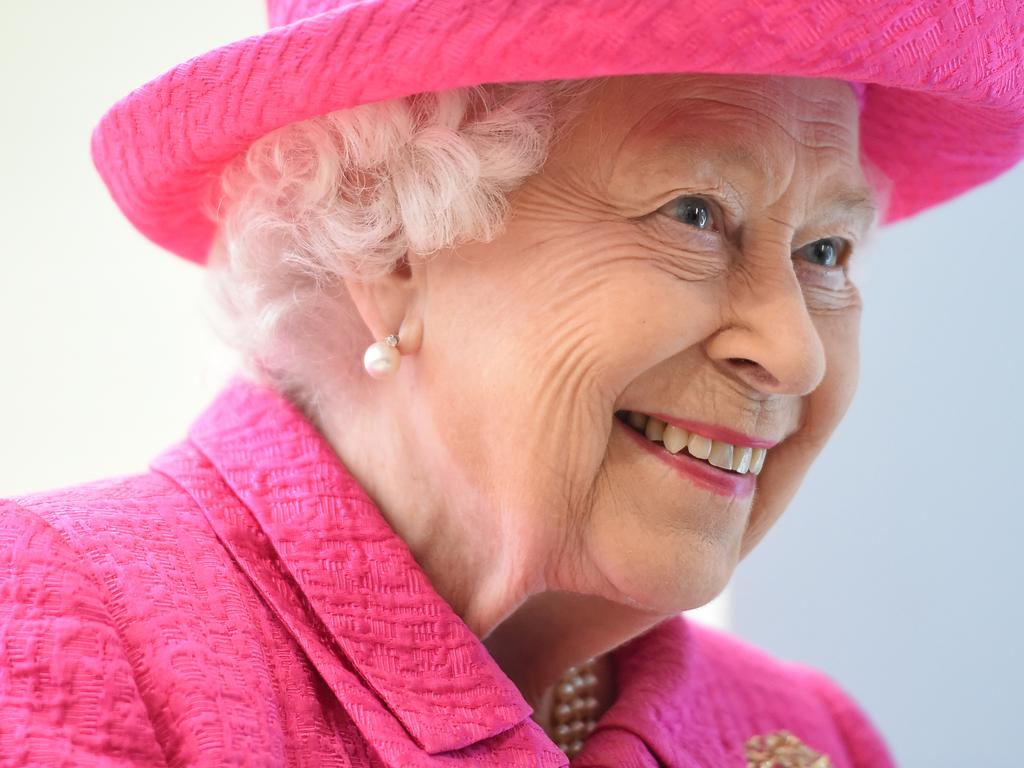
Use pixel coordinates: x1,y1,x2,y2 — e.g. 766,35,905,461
4,466,212,555
0,496,170,764
2,460,290,765
1,466,232,619
687,621,896,768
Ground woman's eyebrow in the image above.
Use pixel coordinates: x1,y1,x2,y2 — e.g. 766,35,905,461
819,188,880,233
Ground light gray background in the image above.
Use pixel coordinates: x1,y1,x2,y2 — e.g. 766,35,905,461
2,3,1021,766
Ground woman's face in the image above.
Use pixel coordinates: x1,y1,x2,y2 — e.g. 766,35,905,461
410,73,875,614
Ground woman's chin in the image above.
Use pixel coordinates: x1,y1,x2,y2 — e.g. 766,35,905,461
587,530,740,616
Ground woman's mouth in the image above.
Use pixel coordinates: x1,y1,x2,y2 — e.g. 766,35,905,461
614,410,767,497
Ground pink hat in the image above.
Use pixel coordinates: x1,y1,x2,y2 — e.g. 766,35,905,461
90,0,1024,266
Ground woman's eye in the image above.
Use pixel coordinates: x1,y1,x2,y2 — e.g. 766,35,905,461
795,237,846,268
659,196,718,231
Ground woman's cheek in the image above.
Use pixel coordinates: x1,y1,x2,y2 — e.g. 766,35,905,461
739,296,862,557
804,300,863,443
823,283,862,386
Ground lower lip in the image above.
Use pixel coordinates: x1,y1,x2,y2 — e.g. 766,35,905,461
616,418,757,498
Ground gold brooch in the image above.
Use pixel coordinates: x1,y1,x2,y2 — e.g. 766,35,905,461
744,730,834,768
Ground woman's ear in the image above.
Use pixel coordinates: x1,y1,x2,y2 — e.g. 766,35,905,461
342,253,424,355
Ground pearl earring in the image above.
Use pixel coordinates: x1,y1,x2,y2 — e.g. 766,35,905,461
363,333,401,378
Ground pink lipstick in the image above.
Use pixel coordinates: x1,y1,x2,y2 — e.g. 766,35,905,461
615,417,757,497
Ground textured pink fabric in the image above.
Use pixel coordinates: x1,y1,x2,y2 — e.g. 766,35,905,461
89,0,1024,265
1,376,897,767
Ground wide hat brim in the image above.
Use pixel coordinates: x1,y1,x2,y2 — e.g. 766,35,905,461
91,0,1024,266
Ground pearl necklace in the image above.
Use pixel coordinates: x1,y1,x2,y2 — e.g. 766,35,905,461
549,657,601,759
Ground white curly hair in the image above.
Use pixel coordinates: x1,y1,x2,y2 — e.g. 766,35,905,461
204,77,609,418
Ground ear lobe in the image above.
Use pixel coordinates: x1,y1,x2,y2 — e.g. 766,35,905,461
342,252,422,353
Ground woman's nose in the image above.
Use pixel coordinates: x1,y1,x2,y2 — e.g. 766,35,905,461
704,267,827,398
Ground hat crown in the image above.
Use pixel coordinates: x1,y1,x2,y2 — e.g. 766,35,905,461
269,0,350,27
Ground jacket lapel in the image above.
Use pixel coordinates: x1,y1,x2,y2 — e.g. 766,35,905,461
151,375,564,766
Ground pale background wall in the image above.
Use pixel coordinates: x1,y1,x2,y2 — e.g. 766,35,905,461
1,3,1020,766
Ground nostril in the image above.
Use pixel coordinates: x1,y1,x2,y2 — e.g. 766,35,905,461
728,358,781,389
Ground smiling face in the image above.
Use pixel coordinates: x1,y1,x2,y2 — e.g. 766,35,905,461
404,73,876,615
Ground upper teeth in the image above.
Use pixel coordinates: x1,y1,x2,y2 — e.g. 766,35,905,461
624,411,767,476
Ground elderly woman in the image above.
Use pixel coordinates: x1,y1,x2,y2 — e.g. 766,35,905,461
2,1,1022,766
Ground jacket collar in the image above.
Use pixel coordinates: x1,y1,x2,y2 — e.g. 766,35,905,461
151,375,563,762
584,616,726,767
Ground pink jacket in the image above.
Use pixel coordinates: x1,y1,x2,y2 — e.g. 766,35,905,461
0,376,896,767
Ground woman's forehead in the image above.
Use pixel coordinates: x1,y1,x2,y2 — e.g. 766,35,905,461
569,73,875,221
592,74,861,164
604,72,860,123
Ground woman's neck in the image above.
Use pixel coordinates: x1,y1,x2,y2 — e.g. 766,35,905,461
314,388,667,716
479,590,663,715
